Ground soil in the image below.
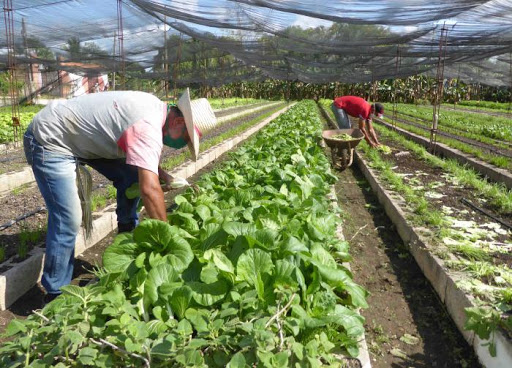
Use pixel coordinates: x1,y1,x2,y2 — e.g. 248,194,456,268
0,103,285,267
335,165,482,367
377,134,512,256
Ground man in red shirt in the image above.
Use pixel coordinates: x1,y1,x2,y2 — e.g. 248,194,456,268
331,96,384,148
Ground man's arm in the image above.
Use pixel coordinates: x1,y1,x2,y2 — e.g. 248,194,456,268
138,167,167,221
358,119,378,148
366,120,380,146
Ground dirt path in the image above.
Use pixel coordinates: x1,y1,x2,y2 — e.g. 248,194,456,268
335,166,482,368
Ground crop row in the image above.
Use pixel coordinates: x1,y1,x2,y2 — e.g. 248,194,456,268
452,101,512,113
0,101,366,367
384,103,512,143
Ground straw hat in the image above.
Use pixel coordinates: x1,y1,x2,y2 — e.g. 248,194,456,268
177,88,217,161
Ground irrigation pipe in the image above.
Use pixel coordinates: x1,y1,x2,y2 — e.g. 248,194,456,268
0,206,46,231
460,198,512,231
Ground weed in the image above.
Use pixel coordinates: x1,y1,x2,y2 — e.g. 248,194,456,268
453,244,490,262
106,184,117,200
11,183,32,196
0,244,5,263
91,192,107,212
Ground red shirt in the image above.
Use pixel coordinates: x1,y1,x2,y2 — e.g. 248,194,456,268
333,96,371,120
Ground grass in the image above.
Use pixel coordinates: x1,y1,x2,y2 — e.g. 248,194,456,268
17,223,43,259
361,142,446,228
374,124,512,215
11,183,32,196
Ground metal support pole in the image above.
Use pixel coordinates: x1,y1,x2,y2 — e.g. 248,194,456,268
172,34,182,103
392,46,401,130
430,25,449,153
112,31,117,90
508,52,512,114
3,0,21,142
163,16,169,99
117,0,125,89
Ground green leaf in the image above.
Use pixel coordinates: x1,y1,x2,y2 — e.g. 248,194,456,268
164,236,195,273
223,221,254,237
185,308,209,333
188,280,228,306
151,340,173,357
400,333,419,345
103,233,138,273
5,319,27,336
281,236,309,255
134,219,176,251
237,249,273,299
274,259,297,288
200,263,219,284
310,242,337,268
204,248,235,274
227,351,246,368
170,286,192,319
61,285,88,302
146,320,168,335
196,204,211,222
125,183,140,199
135,252,146,268
144,263,180,306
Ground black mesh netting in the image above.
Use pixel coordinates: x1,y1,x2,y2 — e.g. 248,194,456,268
1,0,511,88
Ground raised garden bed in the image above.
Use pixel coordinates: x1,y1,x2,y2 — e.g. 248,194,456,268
353,124,512,367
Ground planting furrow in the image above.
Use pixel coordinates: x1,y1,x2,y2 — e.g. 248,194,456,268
373,118,512,189
0,101,369,367
353,124,512,367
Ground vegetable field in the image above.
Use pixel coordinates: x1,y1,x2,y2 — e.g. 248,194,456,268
1,101,368,367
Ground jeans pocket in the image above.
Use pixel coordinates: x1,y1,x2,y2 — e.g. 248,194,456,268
23,133,34,165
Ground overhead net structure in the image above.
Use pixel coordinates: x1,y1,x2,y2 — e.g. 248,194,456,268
0,0,511,93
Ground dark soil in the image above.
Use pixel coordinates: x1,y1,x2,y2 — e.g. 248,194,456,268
0,103,285,270
335,165,482,367
377,133,511,252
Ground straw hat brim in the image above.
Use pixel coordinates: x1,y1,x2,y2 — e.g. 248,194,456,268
177,88,217,161
177,88,200,160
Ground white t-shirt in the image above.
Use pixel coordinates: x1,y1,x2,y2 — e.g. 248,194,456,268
30,91,167,174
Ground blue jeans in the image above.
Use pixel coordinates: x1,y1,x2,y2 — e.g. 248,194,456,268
24,129,140,294
331,103,351,129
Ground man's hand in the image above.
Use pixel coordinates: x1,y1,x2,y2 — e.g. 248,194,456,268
138,168,167,221
158,166,172,192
